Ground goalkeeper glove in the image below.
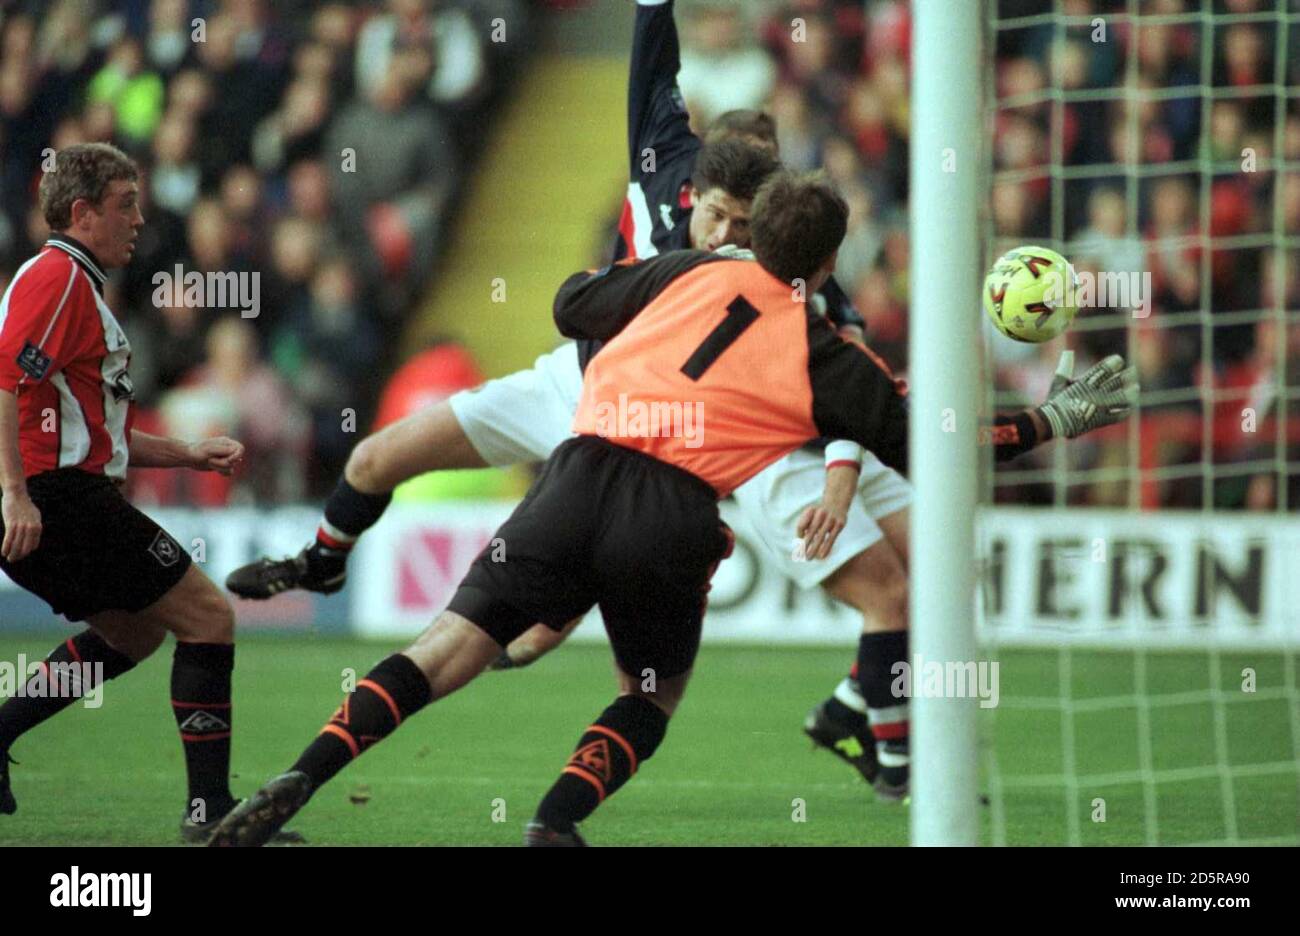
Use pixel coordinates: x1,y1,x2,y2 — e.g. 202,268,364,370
714,244,756,261
1036,351,1139,440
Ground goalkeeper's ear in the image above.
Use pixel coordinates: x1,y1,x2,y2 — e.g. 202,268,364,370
1048,350,1074,396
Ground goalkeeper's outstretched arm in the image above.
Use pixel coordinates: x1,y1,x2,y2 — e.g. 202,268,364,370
808,325,1139,474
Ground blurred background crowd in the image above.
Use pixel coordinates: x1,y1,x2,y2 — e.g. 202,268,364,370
989,0,1300,508
1,0,1296,510
0,0,528,503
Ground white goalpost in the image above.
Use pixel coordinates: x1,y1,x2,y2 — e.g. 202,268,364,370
908,0,986,846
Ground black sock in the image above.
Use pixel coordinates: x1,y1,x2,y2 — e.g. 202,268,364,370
312,477,393,559
291,653,431,789
855,631,910,779
534,695,669,833
0,631,136,752
171,642,236,816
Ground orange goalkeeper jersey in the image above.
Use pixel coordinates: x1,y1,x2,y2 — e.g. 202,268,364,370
555,251,913,498
555,251,1042,497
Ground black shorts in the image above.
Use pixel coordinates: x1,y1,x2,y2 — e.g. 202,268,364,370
449,436,733,679
0,468,192,622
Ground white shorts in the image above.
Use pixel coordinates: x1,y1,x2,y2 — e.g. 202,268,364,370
450,341,912,590
731,447,913,590
447,343,583,466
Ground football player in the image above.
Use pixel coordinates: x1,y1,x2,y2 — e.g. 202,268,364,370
210,171,1133,846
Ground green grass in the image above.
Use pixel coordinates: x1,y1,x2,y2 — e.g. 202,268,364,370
0,635,1295,845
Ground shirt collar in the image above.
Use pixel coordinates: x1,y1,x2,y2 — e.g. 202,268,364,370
45,233,107,294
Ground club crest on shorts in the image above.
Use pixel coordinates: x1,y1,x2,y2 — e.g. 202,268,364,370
148,530,182,567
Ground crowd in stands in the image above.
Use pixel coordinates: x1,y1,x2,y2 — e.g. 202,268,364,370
673,0,1300,510
991,0,1300,508
5,0,1296,511
0,0,527,502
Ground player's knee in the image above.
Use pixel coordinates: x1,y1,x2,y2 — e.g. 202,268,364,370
826,544,909,629
191,583,236,644
620,669,689,718
94,621,166,662
125,625,167,661
867,572,909,633
824,556,873,612
345,434,386,490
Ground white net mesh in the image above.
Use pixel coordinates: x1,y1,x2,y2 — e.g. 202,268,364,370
980,0,1300,845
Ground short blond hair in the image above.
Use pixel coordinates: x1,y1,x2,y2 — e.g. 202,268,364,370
39,142,139,230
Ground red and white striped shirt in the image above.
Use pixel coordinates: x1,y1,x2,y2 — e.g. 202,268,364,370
0,235,134,480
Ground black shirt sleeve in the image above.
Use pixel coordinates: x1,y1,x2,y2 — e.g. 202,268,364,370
805,313,1046,475
554,250,721,343
818,274,866,331
627,0,700,178
805,313,910,474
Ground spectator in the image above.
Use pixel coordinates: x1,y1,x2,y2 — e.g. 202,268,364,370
150,115,201,215
162,319,310,505
147,0,194,74
272,256,381,488
193,14,281,178
251,75,332,173
354,0,487,111
87,37,166,147
1071,187,1145,277
325,44,457,309
678,3,775,127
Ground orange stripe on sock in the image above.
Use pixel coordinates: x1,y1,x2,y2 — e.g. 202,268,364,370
562,765,606,802
587,725,638,775
180,732,231,742
357,679,402,726
64,638,81,664
321,723,360,758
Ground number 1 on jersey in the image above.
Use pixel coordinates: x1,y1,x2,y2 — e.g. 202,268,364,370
680,296,760,380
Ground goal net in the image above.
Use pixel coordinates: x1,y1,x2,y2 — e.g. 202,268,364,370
979,0,1300,845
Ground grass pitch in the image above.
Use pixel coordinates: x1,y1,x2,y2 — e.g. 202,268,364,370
0,635,1295,846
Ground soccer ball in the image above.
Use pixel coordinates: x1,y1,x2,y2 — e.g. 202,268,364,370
982,246,1079,343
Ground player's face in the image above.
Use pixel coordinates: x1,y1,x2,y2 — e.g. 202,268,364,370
689,187,752,252
78,179,144,268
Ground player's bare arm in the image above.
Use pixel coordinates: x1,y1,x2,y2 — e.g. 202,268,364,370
128,429,245,475
807,314,1136,473
797,461,857,561
0,389,40,562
